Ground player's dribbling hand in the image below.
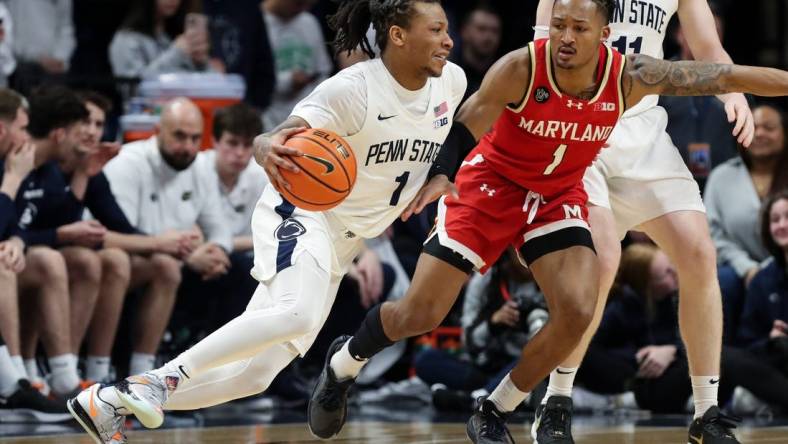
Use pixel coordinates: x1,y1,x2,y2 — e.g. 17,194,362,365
721,93,755,147
253,127,305,192
401,174,459,221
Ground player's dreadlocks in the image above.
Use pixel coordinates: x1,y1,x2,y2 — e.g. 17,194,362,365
329,0,441,58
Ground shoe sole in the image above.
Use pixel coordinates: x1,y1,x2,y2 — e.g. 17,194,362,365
307,335,351,440
115,386,163,429
67,398,103,444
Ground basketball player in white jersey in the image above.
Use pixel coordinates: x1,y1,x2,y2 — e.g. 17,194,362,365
66,1,465,442
530,0,752,442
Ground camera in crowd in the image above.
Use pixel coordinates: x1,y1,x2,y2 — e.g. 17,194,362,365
510,291,549,340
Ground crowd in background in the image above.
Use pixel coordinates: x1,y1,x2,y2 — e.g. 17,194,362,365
0,0,787,425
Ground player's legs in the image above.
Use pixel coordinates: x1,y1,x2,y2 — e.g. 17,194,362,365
639,210,723,416
506,245,598,394
549,205,620,372
84,248,131,382
60,246,102,352
163,344,298,410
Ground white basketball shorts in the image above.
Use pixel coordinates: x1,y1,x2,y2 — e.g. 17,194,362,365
584,106,706,239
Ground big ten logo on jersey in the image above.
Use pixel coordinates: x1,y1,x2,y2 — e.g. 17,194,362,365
593,102,616,112
364,139,442,166
433,100,449,129
611,0,669,33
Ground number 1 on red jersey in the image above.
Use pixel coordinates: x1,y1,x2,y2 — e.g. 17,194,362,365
543,144,568,175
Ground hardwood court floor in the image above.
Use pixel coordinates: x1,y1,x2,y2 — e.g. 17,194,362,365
1,422,788,444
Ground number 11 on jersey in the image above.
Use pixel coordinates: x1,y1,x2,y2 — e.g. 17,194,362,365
544,144,568,175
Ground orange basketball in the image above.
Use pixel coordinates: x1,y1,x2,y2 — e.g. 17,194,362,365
279,128,357,211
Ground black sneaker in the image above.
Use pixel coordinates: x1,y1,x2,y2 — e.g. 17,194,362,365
307,335,355,439
531,396,574,444
466,398,515,444
0,379,72,423
688,406,741,444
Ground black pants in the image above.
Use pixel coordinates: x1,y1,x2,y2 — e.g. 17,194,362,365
581,345,788,413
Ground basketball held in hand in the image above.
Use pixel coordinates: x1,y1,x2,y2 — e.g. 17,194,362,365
279,128,357,211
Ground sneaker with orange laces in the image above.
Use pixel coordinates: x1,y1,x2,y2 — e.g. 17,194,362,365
68,383,127,444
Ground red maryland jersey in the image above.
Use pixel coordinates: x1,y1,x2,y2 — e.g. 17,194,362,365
478,38,626,195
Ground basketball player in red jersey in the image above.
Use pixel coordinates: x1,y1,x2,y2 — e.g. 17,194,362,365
309,0,788,442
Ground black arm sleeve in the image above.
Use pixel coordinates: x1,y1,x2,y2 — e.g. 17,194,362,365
85,172,141,235
0,194,16,240
428,121,477,181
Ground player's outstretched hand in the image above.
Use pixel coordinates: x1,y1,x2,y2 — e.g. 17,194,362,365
721,93,754,147
401,174,458,221
253,127,305,192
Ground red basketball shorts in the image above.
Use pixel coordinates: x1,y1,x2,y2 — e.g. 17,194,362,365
430,152,591,273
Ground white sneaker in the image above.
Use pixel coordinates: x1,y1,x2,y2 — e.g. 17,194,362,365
115,373,171,429
67,383,127,444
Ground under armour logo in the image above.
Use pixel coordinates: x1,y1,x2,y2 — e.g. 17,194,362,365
566,100,583,110
480,184,496,197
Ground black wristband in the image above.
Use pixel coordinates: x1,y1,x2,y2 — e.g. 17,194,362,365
428,121,477,181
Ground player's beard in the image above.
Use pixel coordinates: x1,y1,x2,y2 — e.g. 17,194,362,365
161,149,196,171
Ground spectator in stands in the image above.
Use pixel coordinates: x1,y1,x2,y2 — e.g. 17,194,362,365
0,87,66,418
204,0,276,110
705,104,788,344
6,0,74,95
195,103,266,252
104,97,234,374
109,0,209,78
453,5,501,103
261,0,332,128
660,4,737,188
589,243,788,413
738,190,788,374
0,4,16,88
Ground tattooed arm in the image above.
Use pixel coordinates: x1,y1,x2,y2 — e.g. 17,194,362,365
622,54,788,110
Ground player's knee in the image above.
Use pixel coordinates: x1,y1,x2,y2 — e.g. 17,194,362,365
26,247,67,282
285,304,322,337
393,301,443,336
65,247,102,284
678,236,717,278
552,290,596,339
100,248,131,285
150,253,182,287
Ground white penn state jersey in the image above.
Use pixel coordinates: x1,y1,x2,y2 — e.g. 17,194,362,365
609,0,679,115
291,58,466,238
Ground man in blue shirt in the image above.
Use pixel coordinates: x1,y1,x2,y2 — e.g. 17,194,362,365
0,87,70,418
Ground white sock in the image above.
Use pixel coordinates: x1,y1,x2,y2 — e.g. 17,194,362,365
24,358,40,381
129,353,156,376
691,375,719,419
10,356,25,380
330,339,367,380
542,367,578,404
0,347,22,397
86,356,111,382
48,354,80,395
488,373,529,413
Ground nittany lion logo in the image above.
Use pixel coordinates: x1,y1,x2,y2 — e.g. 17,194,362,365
274,218,307,241
534,87,550,103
